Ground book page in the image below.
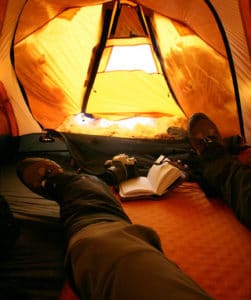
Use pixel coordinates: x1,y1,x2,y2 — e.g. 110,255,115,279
147,163,171,188
119,176,154,198
156,167,182,195
147,162,181,195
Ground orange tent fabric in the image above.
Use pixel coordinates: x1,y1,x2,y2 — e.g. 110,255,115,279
0,81,19,136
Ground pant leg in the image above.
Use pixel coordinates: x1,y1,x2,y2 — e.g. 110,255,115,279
201,155,251,229
45,173,212,300
45,173,131,240
68,221,212,300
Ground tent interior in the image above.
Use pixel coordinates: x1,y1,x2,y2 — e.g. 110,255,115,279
13,0,239,138
0,0,251,300
2,0,251,139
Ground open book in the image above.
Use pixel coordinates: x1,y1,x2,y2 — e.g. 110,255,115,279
119,155,184,199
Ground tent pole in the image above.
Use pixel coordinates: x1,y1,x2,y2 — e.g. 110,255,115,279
81,2,120,112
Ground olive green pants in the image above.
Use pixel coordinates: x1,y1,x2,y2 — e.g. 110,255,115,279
45,173,212,300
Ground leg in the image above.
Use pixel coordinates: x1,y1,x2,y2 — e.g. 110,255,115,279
202,155,251,229
188,113,251,229
45,173,131,239
17,158,212,300
45,173,212,299
16,157,131,240
68,221,212,300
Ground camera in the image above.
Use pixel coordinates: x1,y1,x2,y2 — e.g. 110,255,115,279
104,154,138,185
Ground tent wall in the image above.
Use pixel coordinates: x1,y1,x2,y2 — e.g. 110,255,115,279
0,81,18,135
239,0,251,57
139,0,251,142
1,0,251,143
210,0,251,143
0,0,41,135
14,4,104,129
138,0,227,56
153,13,240,138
